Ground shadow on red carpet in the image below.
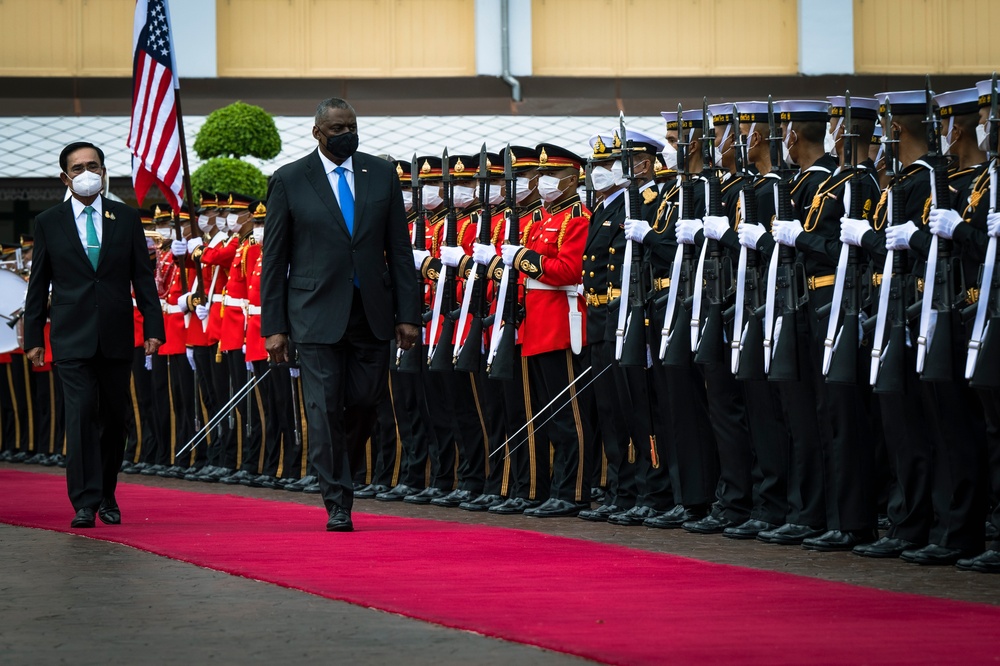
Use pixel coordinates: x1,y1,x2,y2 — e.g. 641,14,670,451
1,469,997,665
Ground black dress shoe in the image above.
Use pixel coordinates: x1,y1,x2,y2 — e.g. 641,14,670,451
489,497,542,515
578,504,625,522
683,513,739,534
71,508,96,528
301,482,321,494
326,507,353,532
220,469,255,485
608,505,663,526
877,514,892,531
459,494,504,511
11,451,28,463
123,461,146,474
158,465,187,479
590,487,607,503
376,484,420,501
352,482,367,492
285,475,317,492
355,484,389,499
643,504,707,529
802,529,877,552
431,488,475,508
985,522,1000,541
758,523,825,545
40,454,62,467
98,498,121,525
853,536,918,558
901,543,975,566
120,461,135,473
724,519,777,540
404,487,447,505
201,466,234,483
258,476,282,490
24,453,47,465
140,464,166,476
0,449,13,462
523,498,589,518
957,549,1000,573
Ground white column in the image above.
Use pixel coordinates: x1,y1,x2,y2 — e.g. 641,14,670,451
798,0,853,75
168,0,217,79
474,0,532,77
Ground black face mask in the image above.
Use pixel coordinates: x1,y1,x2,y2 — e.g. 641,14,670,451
322,131,359,160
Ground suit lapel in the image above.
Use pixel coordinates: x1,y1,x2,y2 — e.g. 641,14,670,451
96,196,118,270
351,153,369,241
304,152,350,237
58,200,93,270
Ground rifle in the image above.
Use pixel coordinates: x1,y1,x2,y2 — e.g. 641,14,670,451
917,75,965,381
397,154,426,373
585,159,596,212
486,145,520,381
731,106,767,380
454,145,492,372
428,149,458,371
692,98,732,365
870,99,909,392
967,73,1000,387
823,92,866,384
615,112,649,367
658,103,697,364
764,97,809,381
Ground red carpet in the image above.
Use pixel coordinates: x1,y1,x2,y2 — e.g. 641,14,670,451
1,469,997,665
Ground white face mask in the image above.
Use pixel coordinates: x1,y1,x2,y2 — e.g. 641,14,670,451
661,147,678,170
422,184,443,210
452,185,476,209
156,226,174,240
591,165,616,192
537,175,565,203
401,190,413,211
610,161,626,186
252,227,264,245
976,122,989,152
782,122,794,165
515,177,532,203
825,117,843,157
198,215,215,234
67,170,103,197
941,116,955,155
226,213,241,233
714,124,732,165
488,183,503,205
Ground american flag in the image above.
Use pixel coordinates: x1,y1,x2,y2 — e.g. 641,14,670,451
128,0,183,208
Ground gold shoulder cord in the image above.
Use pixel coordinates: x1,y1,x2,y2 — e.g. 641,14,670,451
873,188,889,232
653,184,679,232
801,175,833,233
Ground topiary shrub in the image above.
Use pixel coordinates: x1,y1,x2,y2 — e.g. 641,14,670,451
193,101,281,161
191,157,268,200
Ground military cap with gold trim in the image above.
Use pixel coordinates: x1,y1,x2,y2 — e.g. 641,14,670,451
874,91,927,117
777,100,830,123
507,145,540,172
153,203,173,221
248,200,267,220
448,154,477,179
977,78,997,108
416,155,443,180
138,208,155,225
199,190,217,210
621,129,665,155
730,101,773,124
226,192,253,210
535,143,584,172
934,88,979,117
394,159,410,183
827,96,880,121
589,133,616,160
660,109,705,131
707,102,740,127
485,152,503,176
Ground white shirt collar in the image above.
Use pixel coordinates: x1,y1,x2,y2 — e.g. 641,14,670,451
70,195,103,220
317,147,353,175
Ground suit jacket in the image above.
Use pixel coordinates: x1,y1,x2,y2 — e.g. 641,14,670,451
23,197,165,362
261,149,421,343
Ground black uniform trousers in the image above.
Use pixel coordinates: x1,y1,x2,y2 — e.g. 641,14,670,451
979,387,1000,551
33,368,63,456
225,349,263,473
370,380,401,487
742,379,790,525
388,359,435,489
427,368,487,494
475,364,509,497
497,351,543,500
125,346,158,464
0,362,16,453
168,354,197,468
56,350,131,511
618,362,673,510
193,344,233,469
582,340,634,508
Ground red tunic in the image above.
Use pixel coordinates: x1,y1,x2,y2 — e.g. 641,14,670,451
156,251,193,356
218,238,257,352
199,234,237,347
245,251,266,362
185,258,216,347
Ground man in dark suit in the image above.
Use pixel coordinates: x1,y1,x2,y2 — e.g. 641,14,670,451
261,98,421,532
24,142,165,528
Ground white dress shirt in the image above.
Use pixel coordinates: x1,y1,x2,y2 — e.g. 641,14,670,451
317,148,355,208
70,195,104,254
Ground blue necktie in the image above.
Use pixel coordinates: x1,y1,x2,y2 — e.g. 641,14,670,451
84,205,100,270
334,166,354,236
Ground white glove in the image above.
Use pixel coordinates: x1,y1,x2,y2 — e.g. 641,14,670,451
737,222,766,249
412,249,430,270
624,218,652,243
187,237,203,253
576,284,584,297
439,245,466,268
885,221,918,250
171,239,188,257
988,212,1000,238
178,291,195,314
289,368,300,378
675,218,704,244
702,215,730,241
246,361,254,372
927,208,962,239
771,219,804,247
840,216,872,247
472,243,496,266
501,244,522,267
144,355,153,371
195,303,210,321
186,347,196,370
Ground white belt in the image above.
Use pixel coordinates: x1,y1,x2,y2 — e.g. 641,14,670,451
247,305,262,315
164,304,183,314
132,298,137,307
224,296,246,308
525,279,583,354
211,294,224,304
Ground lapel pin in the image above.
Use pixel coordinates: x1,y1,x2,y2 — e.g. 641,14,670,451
104,210,110,218
110,212,116,220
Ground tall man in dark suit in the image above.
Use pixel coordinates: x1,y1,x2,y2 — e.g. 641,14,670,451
261,98,421,532
24,142,165,528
